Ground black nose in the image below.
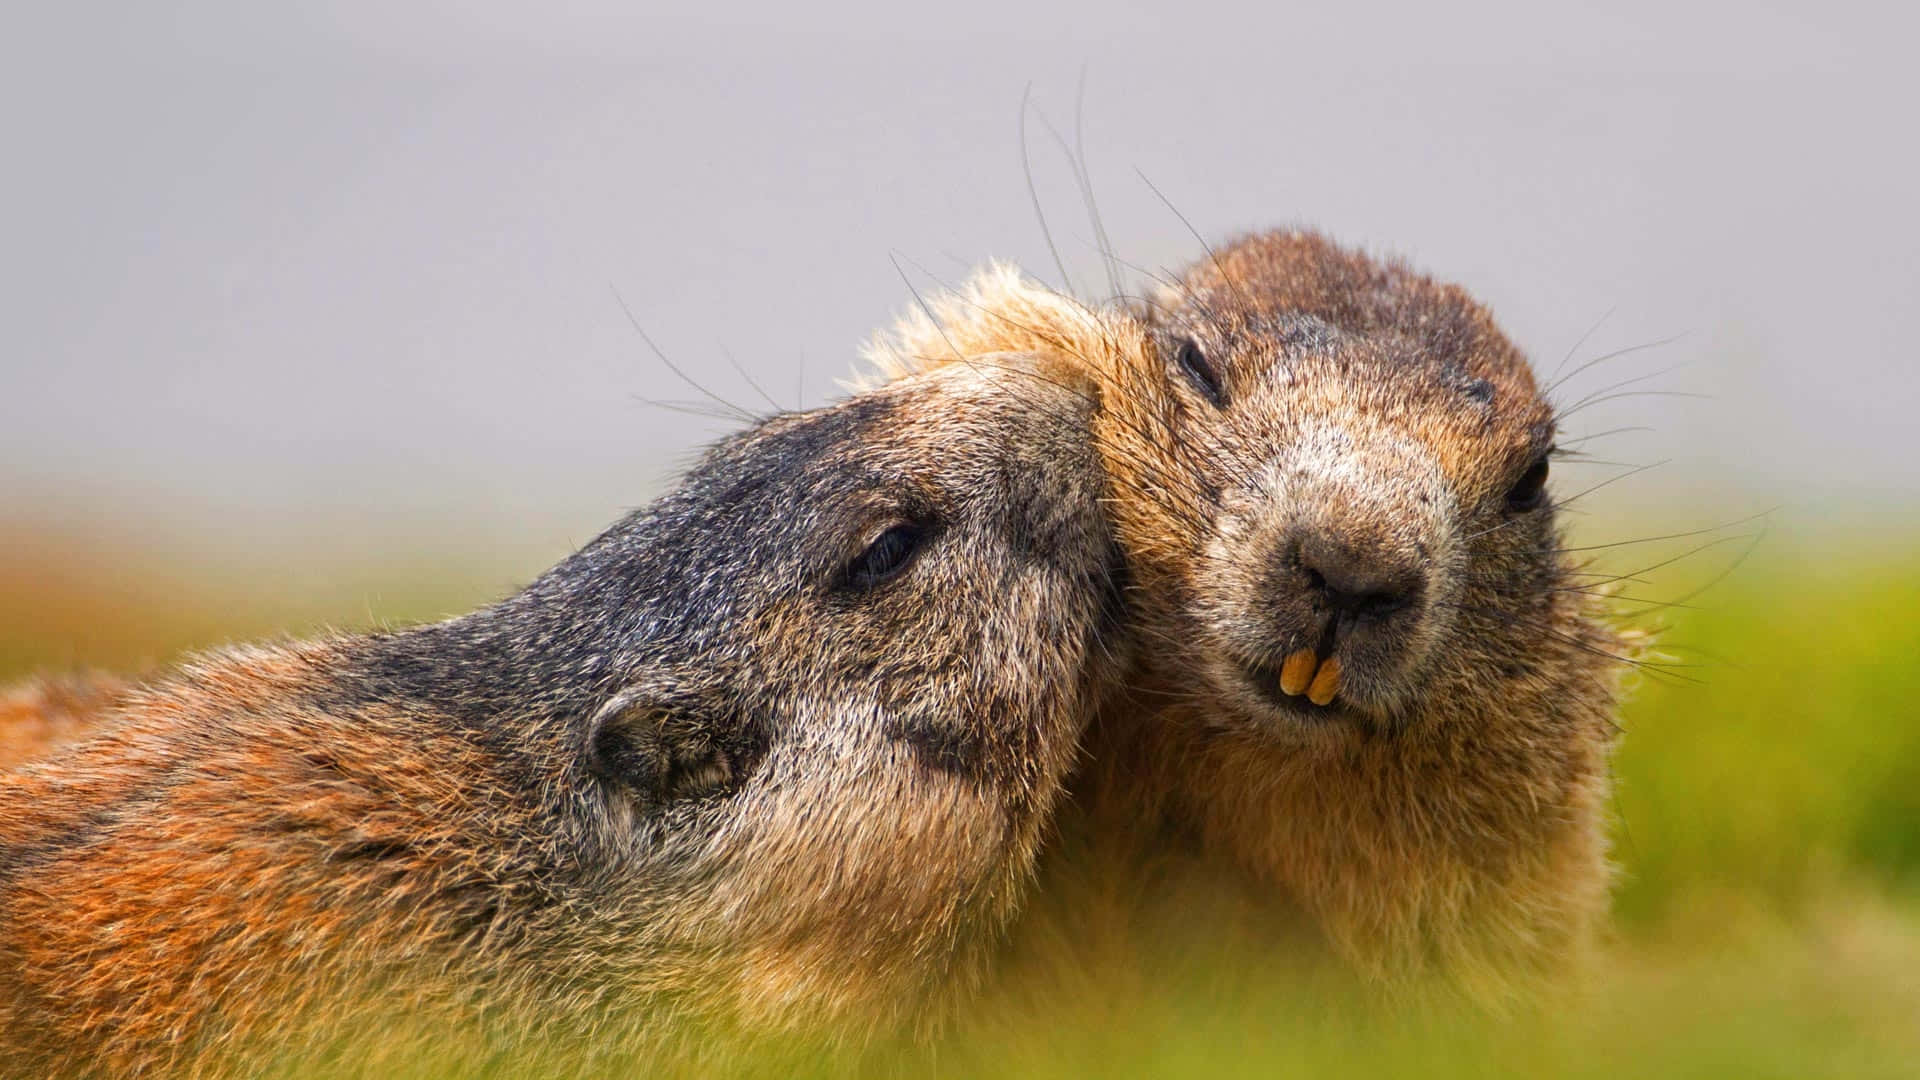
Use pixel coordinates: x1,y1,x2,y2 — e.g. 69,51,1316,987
1297,531,1424,620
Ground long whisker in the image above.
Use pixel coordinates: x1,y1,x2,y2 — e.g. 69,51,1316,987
1465,510,1774,566
1552,589,1705,611
719,343,784,414
1555,425,1653,448
1134,168,1257,317
1655,519,1769,609
1071,69,1124,300
1101,249,1232,343
1546,306,1616,383
1556,389,1710,424
1554,361,1695,418
1545,331,1690,397
1529,510,1777,556
888,252,969,366
1020,85,1077,299
611,285,758,424
630,396,750,422
1553,459,1671,508
1552,455,1650,468
1435,600,1705,685
1566,532,1760,592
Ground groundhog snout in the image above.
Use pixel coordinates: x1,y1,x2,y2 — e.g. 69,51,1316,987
1258,523,1433,708
1226,435,1454,716
1293,529,1426,624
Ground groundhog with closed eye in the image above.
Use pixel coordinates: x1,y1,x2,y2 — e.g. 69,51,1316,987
0,355,1126,1075
869,229,1635,1003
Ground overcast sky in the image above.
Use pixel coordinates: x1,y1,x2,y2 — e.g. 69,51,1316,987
4,1,1914,568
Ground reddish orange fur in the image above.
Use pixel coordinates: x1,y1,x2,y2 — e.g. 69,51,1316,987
0,644,511,1072
0,673,134,771
0,360,1126,1074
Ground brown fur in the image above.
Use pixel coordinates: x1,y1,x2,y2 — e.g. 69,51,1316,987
0,357,1126,1075
0,673,135,771
868,231,1637,1003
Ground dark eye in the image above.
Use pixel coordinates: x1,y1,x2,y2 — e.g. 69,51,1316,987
1505,455,1551,512
1173,337,1225,406
843,522,926,591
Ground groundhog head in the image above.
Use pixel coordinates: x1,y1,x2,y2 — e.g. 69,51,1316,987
544,354,1123,1032
1115,229,1588,742
866,232,1622,748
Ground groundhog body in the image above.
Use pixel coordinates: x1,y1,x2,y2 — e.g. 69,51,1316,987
0,357,1126,1074
868,230,1632,1001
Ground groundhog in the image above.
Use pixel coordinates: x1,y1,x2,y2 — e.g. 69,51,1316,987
0,355,1127,1075
866,230,1635,1004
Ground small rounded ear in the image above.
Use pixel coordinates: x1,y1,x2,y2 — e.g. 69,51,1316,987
588,695,670,802
587,692,736,809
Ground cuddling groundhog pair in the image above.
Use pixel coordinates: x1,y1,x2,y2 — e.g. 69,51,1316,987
0,230,1632,1074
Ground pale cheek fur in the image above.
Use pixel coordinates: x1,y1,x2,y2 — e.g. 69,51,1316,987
1185,417,1465,713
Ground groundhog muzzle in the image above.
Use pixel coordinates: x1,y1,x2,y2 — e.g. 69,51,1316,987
0,356,1126,1074
868,231,1635,1003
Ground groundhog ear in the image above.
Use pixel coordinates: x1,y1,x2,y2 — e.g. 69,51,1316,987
587,694,735,809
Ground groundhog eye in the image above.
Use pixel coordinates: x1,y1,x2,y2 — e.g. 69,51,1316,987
1173,337,1225,406
842,522,926,592
1505,454,1551,512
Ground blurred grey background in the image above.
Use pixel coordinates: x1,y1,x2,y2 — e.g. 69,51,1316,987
3,1,1915,584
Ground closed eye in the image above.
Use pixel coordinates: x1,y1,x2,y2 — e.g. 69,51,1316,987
1173,337,1225,407
840,522,927,592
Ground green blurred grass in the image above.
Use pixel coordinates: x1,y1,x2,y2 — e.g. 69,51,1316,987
1615,544,1920,925
6,523,1918,1076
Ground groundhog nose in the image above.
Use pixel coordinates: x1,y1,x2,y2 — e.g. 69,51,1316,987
1296,531,1424,620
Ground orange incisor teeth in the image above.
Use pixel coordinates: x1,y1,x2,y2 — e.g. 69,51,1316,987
1279,650,1318,696
1307,656,1342,706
